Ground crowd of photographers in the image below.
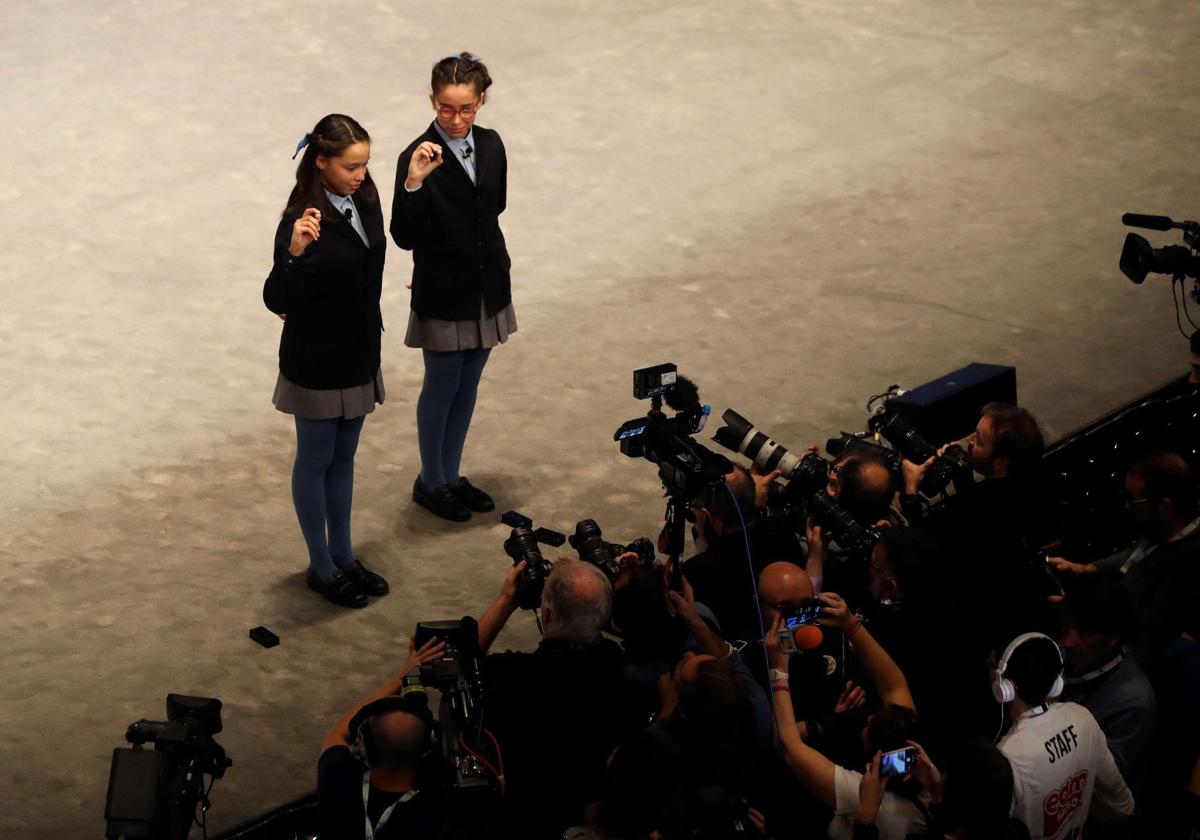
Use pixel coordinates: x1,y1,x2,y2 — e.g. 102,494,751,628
317,382,1200,839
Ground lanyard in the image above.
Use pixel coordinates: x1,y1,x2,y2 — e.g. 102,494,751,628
1017,702,1050,722
1122,516,1200,574
362,771,417,840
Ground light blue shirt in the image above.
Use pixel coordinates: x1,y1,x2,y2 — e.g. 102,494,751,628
324,190,369,246
432,123,477,185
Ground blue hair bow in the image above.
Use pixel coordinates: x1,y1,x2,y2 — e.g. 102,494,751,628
292,132,311,160
444,53,480,63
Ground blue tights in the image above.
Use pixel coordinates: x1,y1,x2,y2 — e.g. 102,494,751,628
417,348,491,489
292,415,364,581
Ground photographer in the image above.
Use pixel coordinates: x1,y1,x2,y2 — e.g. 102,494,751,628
854,738,1030,840
612,557,728,719
861,527,987,748
579,610,773,840
900,403,1050,660
317,638,449,839
767,592,926,839
474,556,637,839
752,561,862,749
806,447,901,604
684,464,802,642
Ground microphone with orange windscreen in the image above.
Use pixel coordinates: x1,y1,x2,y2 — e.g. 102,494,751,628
778,599,825,654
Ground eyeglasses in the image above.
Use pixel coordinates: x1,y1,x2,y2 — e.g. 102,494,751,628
435,102,481,118
867,562,893,579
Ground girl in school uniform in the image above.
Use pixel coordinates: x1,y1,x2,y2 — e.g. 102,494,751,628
391,53,516,523
264,114,391,608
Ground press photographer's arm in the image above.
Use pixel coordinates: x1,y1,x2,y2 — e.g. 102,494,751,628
321,637,446,752
477,560,526,653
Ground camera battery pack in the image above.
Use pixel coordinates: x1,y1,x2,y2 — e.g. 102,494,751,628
249,626,280,648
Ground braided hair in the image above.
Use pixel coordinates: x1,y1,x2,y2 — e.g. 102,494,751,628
431,52,492,96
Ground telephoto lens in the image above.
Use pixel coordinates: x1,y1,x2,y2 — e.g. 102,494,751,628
712,409,804,477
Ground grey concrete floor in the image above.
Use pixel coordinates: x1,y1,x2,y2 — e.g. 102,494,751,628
2,0,1198,835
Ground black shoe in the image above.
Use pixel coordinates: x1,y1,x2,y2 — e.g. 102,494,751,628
343,557,389,596
451,476,495,512
413,477,472,522
307,568,368,609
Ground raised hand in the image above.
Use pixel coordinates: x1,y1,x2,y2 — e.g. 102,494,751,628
406,141,444,188
1048,556,1095,576
816,591,856,633
907,739,944,798
289,207,321,257
834,680,867,714
401,636,447,676
750,466,783,508
901,456,934,496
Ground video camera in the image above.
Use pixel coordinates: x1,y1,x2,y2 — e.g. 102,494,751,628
1120,212,1200,285
615,364,733,591
614,364,732,502
105,694,232,840
409,619,497,798
712,408,880,557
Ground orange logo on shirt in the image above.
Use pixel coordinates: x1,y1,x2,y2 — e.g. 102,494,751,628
1043,769,1087,837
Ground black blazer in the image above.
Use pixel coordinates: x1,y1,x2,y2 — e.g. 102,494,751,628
390,122,511,320
263,199,386,389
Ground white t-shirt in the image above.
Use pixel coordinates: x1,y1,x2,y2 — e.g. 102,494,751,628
829,764,928,840
997,701,1134,840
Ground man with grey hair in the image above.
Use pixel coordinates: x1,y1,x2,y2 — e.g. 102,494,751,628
474,556,636,839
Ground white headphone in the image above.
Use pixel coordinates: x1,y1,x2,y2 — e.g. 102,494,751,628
991,632,1064,704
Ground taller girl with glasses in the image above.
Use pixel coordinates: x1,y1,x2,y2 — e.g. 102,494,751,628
391,53,516,522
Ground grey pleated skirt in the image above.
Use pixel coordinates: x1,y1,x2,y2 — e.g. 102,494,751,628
272,369,386,420
404,300,518,351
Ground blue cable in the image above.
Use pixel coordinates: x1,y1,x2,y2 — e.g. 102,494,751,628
721,481,781,743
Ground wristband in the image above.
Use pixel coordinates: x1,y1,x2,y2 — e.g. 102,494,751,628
772,685,791,694
769,668,790,683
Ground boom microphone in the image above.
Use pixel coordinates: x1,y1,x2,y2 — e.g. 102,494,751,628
1122,213,1175,231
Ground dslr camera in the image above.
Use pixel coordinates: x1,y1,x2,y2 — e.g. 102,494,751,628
713,408,880,557
569,518,656,583
501,510,567,610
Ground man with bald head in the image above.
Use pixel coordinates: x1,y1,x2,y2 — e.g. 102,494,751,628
757,560,816,624
744,562,860,747
318,639,448,838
